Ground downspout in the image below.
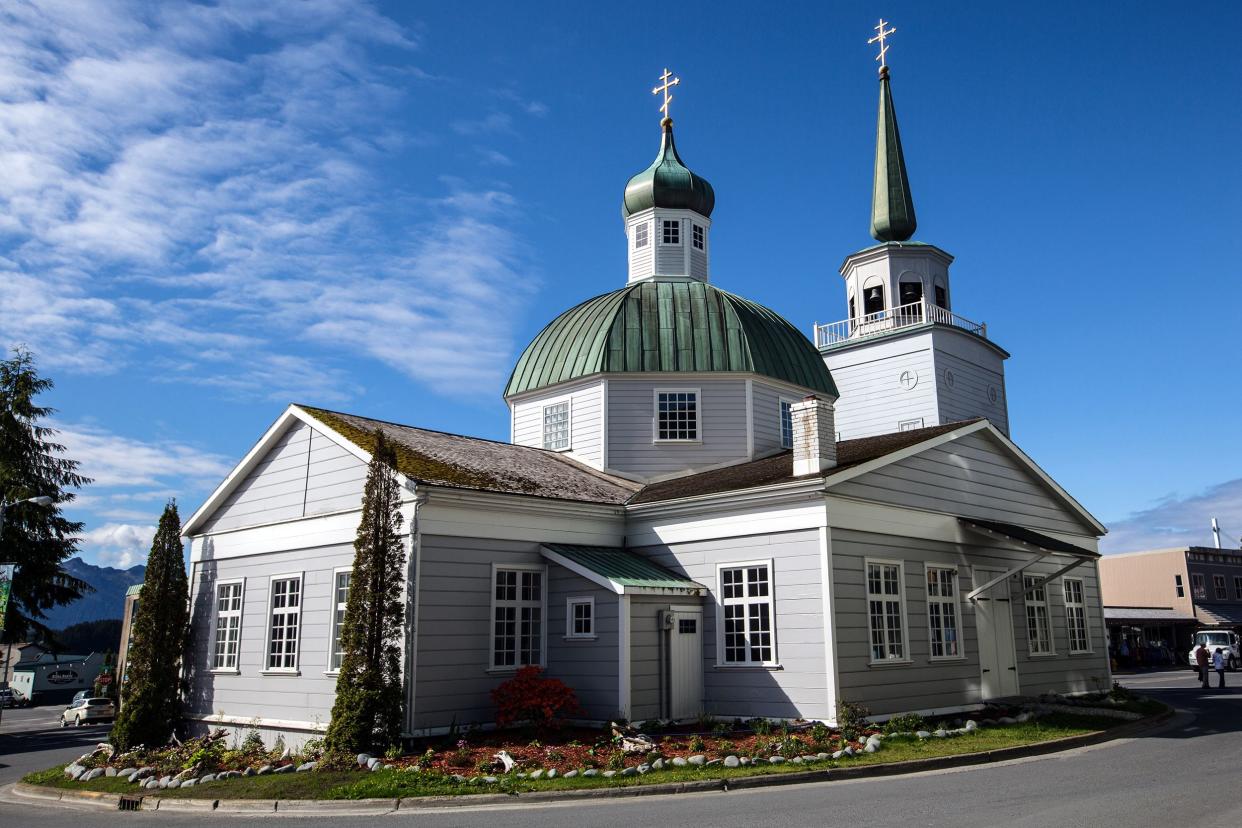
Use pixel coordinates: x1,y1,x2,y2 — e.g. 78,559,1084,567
404,484,426,739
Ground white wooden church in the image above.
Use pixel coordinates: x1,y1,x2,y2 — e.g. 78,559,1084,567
182,55,1110,745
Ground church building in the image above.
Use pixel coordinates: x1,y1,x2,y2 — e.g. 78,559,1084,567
181,48,1110,746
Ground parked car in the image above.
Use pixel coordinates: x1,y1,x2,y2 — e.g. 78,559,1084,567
0,688,27,708
59,697,115,727
1187,629,1240,671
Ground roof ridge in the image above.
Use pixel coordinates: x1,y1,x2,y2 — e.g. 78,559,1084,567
297,404,567,455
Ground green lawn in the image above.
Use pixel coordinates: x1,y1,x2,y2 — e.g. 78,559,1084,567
23,713,1136,801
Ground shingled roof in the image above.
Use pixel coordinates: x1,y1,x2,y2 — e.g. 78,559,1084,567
300,406,640,505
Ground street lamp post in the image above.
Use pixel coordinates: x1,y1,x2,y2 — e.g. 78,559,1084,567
0,495,54,725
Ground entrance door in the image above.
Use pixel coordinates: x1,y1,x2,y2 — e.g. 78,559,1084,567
668,606,703,720
973,569,1019,698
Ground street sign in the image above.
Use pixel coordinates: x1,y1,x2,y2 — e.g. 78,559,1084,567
0,563,14,634
98,674,113,685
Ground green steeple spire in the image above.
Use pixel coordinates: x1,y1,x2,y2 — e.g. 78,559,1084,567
870,64,917,242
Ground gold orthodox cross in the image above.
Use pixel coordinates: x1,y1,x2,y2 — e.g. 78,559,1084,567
869,19,896,70
652,68,680,121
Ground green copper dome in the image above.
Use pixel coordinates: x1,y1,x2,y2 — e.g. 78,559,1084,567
505,281,837,398
622,119,715,218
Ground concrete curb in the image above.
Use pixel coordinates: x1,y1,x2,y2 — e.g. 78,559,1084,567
13,709,1175,815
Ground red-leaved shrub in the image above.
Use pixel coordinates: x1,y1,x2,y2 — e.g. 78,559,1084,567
491,666,583,729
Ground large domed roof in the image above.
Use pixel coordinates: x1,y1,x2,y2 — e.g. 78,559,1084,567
505,281,837,398
622,120,715,218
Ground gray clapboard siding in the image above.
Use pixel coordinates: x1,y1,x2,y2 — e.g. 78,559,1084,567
689,247,707,281
510,380,606,469
629,594,668,721
201,421,368,534
546,568,620,721
751,382,790,457
935,347,1008,436
632,528,829,720
657,238,683,271
831,430,1096,536
823,333,940,440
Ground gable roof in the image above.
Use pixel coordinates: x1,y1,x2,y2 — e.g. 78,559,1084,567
541,544,705,595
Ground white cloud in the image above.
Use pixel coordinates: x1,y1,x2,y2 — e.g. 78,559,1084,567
1101,478,1242,553
56,422,234,489
81,523,156,569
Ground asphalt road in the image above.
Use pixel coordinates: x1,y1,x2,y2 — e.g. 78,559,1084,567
1,669,1238,826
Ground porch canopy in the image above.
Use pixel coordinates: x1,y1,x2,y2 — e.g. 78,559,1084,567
1104,607,1198,624
959,518,1098,601
540,544,706,596
1195,604,1242,627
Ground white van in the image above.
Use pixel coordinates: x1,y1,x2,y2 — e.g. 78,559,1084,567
1187,629,1240,671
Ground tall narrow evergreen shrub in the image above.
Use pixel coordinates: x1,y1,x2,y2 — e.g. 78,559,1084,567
324,430,407,754
110,502,189,750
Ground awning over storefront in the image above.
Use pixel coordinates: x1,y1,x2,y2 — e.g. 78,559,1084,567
1195,604,1242,627
959,518,1098,601
1104,606,1198,624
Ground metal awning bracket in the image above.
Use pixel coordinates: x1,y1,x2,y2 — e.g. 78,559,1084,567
967,554,1050,602
1023,558,1086,593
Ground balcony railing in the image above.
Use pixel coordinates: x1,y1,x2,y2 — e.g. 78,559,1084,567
814,299,987,348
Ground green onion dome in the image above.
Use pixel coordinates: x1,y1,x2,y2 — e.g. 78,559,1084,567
622,119,715,218
505,281,837,398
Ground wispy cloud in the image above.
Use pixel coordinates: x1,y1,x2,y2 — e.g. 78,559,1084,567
81,523,157,570
1101,478,1242,553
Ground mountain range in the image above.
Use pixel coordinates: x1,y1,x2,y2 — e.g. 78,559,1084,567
39,557,146,631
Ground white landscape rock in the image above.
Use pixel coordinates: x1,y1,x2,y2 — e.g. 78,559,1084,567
671,757,688,767
723,756,740,768
687,755,706,766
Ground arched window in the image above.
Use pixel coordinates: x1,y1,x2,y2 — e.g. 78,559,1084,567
849,295,856,320
863,285,885,316
933,278,948,310
899,278,923,321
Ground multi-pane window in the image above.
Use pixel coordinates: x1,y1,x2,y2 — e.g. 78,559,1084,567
1175,574,1185,598
1064,578,1090,654
329,570,351,672
926,566,960,659
662,219,680,244
720,563,774,664
1234,576,1242,600
656,390,698,441
692,223,704,250
566,597,593,639
1192,573,1206,599
542,401,570,450
779,399,793,450
635,223,648,248
493,568,543,668
1024,576,1054,655
212,582,243,670
1213,574,1227,600
866,561,906,662
267,576,301,671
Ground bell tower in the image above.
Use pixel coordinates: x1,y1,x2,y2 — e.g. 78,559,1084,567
816,22,1011,440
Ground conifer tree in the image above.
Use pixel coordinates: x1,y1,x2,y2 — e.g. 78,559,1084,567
111,501,189,750
325,430,407,754
0,348,91,640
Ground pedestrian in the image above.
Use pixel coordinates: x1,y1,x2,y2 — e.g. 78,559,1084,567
1195,642,1211,688
1213,647,1226,689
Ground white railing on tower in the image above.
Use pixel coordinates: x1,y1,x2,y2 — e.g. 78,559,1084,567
813,299,987,348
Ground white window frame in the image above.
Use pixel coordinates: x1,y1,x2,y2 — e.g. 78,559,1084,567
661,218,681,245
541,397,572,452
925,564,964,661
565,595,595,640
715,559,778,667
1175,574,1185,598
1213,574,1227,600
1023,575,1056,656
865,558,910,665
1192,573,1206,599
1234,576,1242,600
263,572,303,674
653,387,701,443
210,578,245,673
634,222,649,249
489,563,547,672
898,417,924,431
778,397,795,450
691,222,704,250
1063,577,1091,654
325,567,351,674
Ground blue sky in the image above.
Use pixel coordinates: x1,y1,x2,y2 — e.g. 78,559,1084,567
1,1,1239,566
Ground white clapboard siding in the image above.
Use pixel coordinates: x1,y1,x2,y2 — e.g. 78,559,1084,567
510,379,606,469
824,335,940,440
751,381,788,456
935,347,1008,435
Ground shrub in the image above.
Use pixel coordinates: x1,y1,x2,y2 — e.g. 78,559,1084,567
688,734,705,752
882,712,927,736
417,748,436,770
385,744,403,761
836,700,871,741
608,750,626,770
809,722,831,747
749,718,772,736
241,729,265,754
490,666,583,729
301,738,325,760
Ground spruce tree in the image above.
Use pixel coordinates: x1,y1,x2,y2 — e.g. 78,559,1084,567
325,430,407,754
0,348,90,640
110,501,189,750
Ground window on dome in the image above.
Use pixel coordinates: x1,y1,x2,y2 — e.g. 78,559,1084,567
542,401,570,451
662,220,680,245
635,223,649,249
655,389,698,441
779,399,794,450
692,223,704,250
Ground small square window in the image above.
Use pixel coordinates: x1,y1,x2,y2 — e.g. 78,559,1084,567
542,401,570,450
635,223,648,249
656,390,698,441
662,219,680,245
567,597,594,638
678,618,697,634
898,418,924,432
692,224,704,250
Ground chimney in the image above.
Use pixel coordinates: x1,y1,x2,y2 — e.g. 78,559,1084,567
791,395,837,476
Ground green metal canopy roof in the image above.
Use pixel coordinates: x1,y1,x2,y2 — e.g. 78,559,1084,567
622,119,715,218
541,544,704,594
504,280,838,398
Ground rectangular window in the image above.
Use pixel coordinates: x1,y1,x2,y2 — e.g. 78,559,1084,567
719,562,775,665
492,567,543,668
566,596,594,639
926,566,961,659
634,223,648,248
655,389,699,441
542,401,570,450
898,418,924,431
1213,574,1227,600
212,581,243,671
266,576,301,671
1192,573,1206,599
692,223,704,250
328,570,351,672
662,219,680,244
779,399,794,450
1064,578,1090,654
1024,575,1054,655
866,560,907,662
1234,576,1242,600
1175,574,1184,598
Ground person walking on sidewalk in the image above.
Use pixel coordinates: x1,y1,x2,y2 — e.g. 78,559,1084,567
1213,647,1227,689
1195,643,1211,688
